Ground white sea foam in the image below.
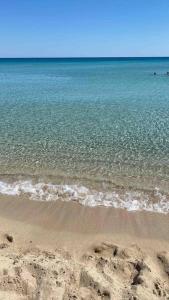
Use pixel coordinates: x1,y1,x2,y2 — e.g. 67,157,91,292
0,180,168,214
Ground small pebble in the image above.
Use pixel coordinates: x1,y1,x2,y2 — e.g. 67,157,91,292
6,234,13,243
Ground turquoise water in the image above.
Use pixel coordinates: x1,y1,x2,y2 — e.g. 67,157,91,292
0,58,169,212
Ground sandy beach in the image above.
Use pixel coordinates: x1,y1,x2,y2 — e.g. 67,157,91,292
1,0,169,298
0,57,169,299
0,195,168,299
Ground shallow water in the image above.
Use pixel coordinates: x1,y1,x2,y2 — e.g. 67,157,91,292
0,58,169,212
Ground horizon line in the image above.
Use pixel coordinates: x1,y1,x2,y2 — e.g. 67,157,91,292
0,56,169,59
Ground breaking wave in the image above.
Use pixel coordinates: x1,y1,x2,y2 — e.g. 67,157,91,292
0,180,168,214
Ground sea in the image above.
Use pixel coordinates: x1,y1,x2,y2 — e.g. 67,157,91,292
0,57,169,213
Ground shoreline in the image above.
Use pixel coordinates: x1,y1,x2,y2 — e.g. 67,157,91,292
0,178,168,214
0,195,168,248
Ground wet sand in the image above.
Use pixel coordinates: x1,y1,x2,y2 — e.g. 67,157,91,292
0,195,168,299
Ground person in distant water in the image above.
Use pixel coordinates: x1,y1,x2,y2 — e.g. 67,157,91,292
167,72,169,76
154,72,157,75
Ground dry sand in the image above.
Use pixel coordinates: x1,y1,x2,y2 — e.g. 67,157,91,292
0,195,168,299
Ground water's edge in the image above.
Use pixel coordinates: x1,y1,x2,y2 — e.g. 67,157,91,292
0,179,168,214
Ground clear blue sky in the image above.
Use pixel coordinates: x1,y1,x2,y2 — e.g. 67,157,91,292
0,0,169,57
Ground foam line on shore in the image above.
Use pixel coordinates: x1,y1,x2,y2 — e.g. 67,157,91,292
0,180,168,214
